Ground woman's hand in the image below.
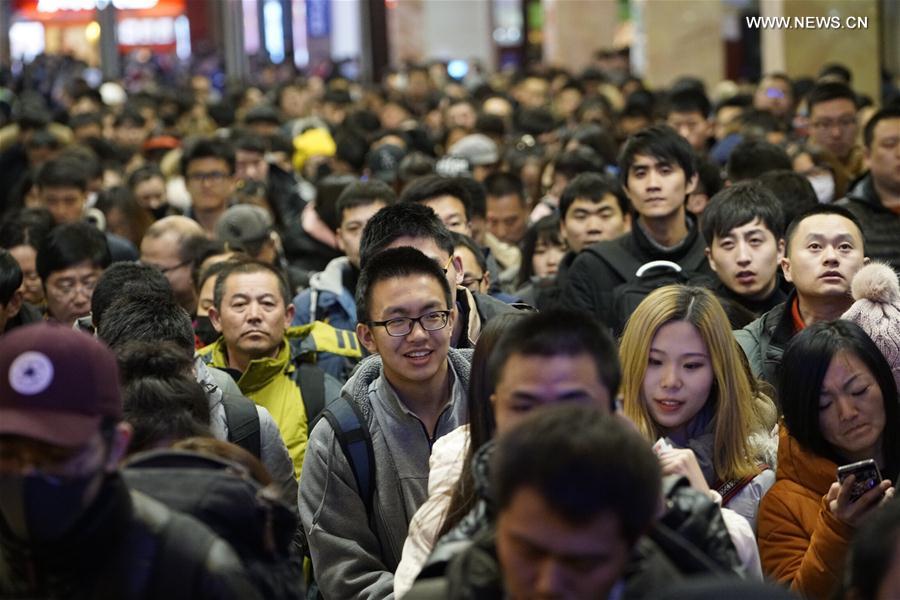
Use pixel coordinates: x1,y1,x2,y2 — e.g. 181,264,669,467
826,476,894,527
658,448,710,493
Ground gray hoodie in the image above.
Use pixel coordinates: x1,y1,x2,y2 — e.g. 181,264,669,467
299,348,472,600
195,359,298,505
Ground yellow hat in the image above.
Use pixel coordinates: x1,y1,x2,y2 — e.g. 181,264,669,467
293,128,336,172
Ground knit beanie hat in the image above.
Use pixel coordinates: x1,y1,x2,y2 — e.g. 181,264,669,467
842,262,900,389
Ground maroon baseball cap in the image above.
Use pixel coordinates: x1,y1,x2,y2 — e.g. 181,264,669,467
0,323,122,447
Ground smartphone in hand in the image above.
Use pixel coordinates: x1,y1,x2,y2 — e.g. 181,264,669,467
837,459,883,503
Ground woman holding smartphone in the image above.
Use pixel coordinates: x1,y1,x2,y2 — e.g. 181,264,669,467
757,320,899,599
619,285,778,529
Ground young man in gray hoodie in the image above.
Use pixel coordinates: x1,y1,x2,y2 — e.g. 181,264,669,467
299,247,471,599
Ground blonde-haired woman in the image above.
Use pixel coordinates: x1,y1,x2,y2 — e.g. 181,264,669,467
620,285,777,528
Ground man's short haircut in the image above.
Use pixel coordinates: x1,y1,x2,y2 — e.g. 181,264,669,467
483,172,526,206
701,182,785,245
817,63,853,85
142,216,206,264
714,94,752,116
212,259,291,310
725,138,792,182
458,178,487,219
863,106,900,148
355,246,452,323
0,249,23,306
451,232,487,273
98,290,195,356
358,202,455,269
35,157,89,192
114,108,146,129
553,146,606,180
783,203,865,257
667,88,712,118
807,81,858,113
400,175,473,221
756,170,818,228
180,137,236,176
91,262,173,329
488,309,621,409
70,112,104,131
618,125,697,187
0,208,54,251
36,222,111,282
334,181,396,227
559,173,629,221
492,404,661,542
127,164,166,190
233,133,267,156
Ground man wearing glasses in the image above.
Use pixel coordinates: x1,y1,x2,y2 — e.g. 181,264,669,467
299,247,471,600
807,82,866,183
181,137,237,236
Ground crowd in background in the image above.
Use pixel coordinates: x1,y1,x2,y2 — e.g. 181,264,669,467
1,48,900,599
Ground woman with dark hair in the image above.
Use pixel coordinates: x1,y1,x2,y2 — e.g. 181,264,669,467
513,215,566,306
758,320,899,599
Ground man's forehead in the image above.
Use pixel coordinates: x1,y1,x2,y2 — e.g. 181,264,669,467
722,217,774,238
223,270,281,294
811,98,856,117
385,237,448,261
794,213,862,239
41,186,84,197
629,154,672,169
872,118,900,140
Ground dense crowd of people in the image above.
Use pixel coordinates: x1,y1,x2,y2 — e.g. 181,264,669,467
1,51,900,599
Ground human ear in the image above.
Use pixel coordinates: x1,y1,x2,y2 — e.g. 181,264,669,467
357,322,378,354
107,422,134,470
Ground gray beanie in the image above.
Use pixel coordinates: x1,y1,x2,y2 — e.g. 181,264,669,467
842,262,900,390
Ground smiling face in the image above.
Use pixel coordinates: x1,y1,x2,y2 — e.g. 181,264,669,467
492,353,611,435
707,217,784,300
642,320,714,443
782,213,866,300
819,351,886,463
209,270,294,365
624,154,696,224
356,274,454,390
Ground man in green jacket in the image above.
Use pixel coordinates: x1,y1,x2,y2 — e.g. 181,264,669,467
197,259,360,477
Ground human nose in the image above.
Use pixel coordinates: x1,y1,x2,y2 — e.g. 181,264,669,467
736,241,752,265
836,395,860,422
405,318,430,340
822,245,839,264
645,170,661,190
660,363,681,389
246,301,263,321
535,558,567,597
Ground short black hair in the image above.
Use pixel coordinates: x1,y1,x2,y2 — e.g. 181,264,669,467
666,88,711,118
694,157,724,198
817,63,852,85
457,178,487,219
757,170,819,231
451,232,487,273
488,309,621,408
618,125,696,188
180,137,236,176
701,182,785,245
212,259,291,310
400,175,473,221
358,202,455,269
807,81,858,114
114,108,146,128
334,129,370,173
233,133,268,155
783,203,864,257
725,138,792,182
98,291,195,356
334,180,396,229
355,246,452,323
36,222,111,282
127,164,166,190
70,112,103,131
553,147,605,181
0,249,22,306
36,157,89,192
483,171,525,205
0,208,54,251
493,404,660,541
863,106,900,148
91,262,172,329
559,172,629,222
780,320,900,478
518,216,564,288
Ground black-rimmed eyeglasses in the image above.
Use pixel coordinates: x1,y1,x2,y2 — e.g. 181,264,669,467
367,310,451,337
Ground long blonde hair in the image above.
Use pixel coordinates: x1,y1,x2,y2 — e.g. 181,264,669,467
619,285,773,481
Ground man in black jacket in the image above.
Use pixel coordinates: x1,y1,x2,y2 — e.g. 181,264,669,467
838,106,900,270
562,125,715,333
0,323,258,600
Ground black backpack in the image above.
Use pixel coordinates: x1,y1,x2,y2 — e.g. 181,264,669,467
124,449,305,600
585,241,714,334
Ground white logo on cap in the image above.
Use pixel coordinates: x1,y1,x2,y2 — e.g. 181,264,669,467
9,352,55,395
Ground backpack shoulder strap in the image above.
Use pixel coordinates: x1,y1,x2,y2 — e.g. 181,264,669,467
714,464,769,506
319,396,375,519
221,392,262,458
298,362,327,423
586,240,643,283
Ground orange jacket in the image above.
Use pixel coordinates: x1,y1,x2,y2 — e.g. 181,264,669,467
757,426,854,599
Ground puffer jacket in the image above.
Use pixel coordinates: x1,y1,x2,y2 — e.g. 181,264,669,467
734,291,795,394
838,174,900,271
757,426,854,599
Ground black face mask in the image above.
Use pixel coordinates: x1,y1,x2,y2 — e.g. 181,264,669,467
0,472,99,545
195,316,219,347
